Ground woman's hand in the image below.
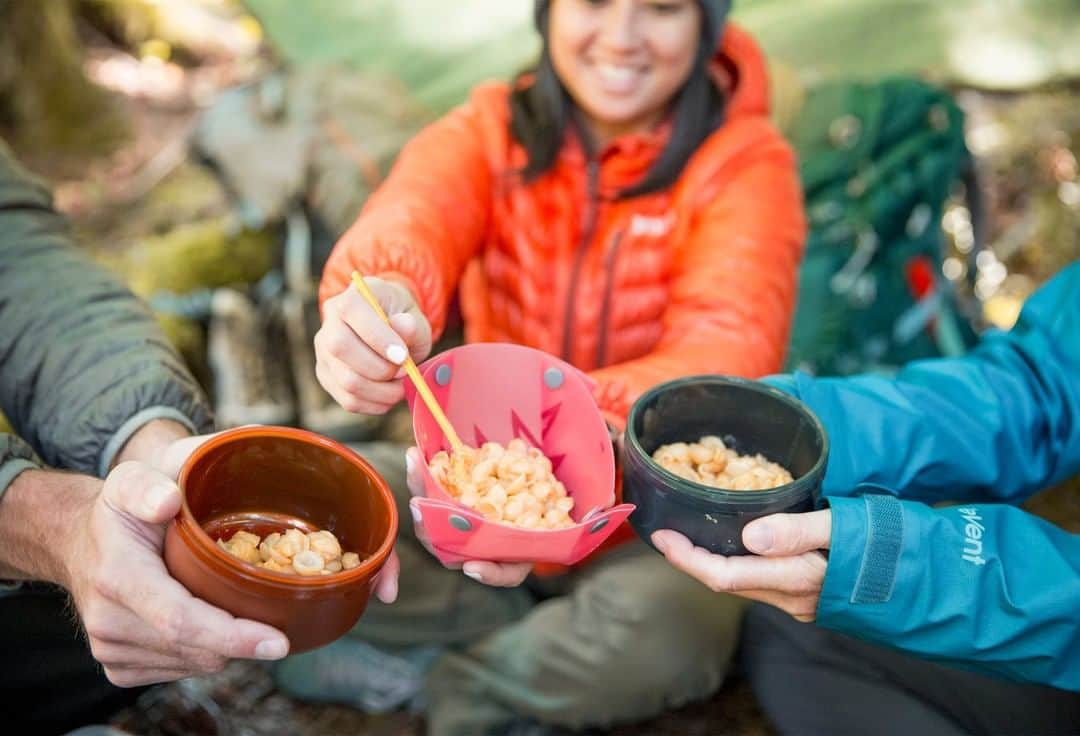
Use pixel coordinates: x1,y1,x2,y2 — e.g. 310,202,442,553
405,447,533,587
315,276,433,415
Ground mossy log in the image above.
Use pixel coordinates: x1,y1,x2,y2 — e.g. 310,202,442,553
94,216,276,298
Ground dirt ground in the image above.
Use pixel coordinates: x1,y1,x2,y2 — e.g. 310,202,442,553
6,9,1077,735
111,660,774,736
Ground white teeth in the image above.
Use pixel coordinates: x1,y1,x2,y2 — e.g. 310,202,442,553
597,64,637,84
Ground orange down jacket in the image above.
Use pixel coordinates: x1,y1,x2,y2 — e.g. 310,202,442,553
321,23,805,427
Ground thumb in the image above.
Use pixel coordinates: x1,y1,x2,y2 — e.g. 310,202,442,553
103,461,183,525
388,309,432,363
743,509,832,556
404,447,427,499
388,311,419,351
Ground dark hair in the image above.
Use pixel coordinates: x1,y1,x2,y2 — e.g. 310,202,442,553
509,3,727,199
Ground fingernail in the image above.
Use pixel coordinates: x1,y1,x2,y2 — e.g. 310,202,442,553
745,523,774,553
395,312,416,332
651,532,669,554
386,344,408,364
410,505,422,523
405,451,415,475
462,566,484,583
254,639,288,660
142,483,175,517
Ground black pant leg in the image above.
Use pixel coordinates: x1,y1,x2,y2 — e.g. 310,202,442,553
0,586,143,735
740,603,1080,736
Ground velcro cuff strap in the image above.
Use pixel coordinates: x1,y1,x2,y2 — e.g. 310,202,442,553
851,491,903,604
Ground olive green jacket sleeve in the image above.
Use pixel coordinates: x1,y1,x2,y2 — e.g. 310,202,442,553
0,141,213,496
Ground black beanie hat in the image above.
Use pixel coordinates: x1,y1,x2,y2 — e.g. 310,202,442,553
534,0,732,45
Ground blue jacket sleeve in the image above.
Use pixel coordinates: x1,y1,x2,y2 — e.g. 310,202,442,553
820,495,1080,690
766,263,1080,690
767,262,1080,505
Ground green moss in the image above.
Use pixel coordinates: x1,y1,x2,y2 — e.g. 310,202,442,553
95,217,276,298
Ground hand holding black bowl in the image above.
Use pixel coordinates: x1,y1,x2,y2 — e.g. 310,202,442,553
622,376,829,556
652,507,832,621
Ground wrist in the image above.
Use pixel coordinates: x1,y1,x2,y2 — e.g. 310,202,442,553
112,419,193,470
377,271,423,307
0,470,98,588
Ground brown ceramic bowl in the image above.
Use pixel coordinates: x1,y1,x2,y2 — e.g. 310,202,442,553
163,426,398,653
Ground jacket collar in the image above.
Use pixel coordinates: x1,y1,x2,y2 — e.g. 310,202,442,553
550,23,771,196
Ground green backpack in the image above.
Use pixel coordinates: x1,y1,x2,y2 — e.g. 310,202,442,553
785,77,979,376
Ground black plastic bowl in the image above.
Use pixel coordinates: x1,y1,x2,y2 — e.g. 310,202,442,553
623,376,829,556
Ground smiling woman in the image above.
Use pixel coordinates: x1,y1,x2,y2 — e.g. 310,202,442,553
310,0,806,731
516,0,727,195
551,0,699,136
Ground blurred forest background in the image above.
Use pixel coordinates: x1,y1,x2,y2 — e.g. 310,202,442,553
1,1,1077,734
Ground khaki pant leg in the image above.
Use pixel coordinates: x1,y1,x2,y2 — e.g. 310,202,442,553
346,442,534,648
425,542,747,736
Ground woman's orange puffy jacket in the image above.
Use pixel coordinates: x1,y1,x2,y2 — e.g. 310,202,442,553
321,24,805,570
321,25,805,429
